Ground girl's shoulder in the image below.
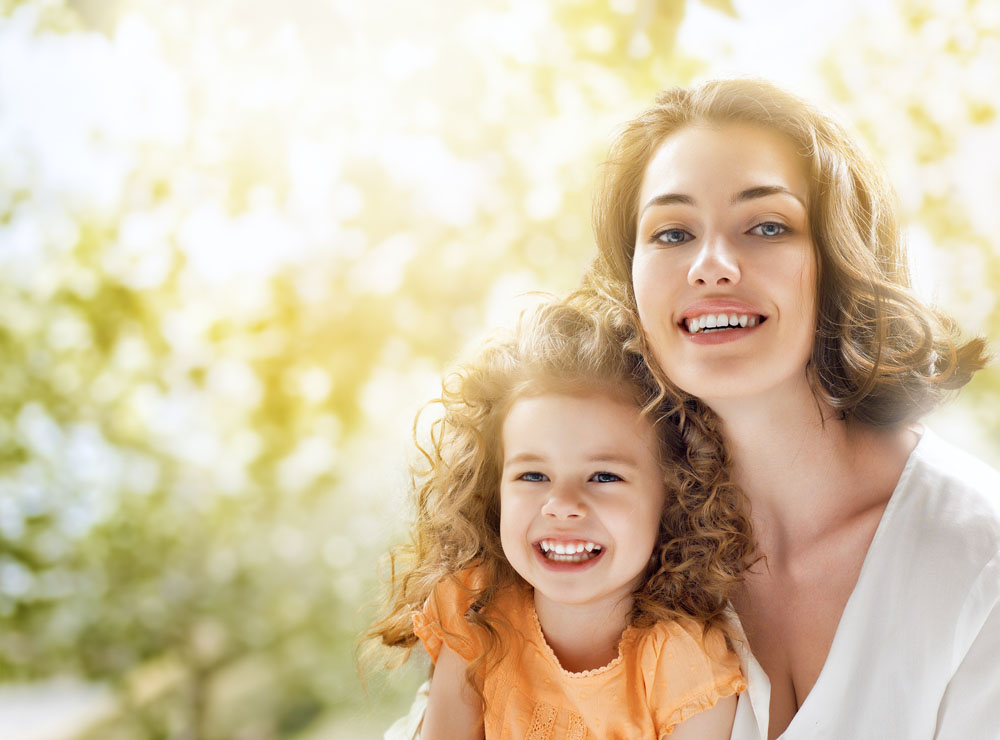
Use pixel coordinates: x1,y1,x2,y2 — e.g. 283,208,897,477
411,567,527,664
627,617,746,732
630,617,737,672
411,568,486,663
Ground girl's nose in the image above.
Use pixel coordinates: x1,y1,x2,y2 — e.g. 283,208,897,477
687,231,741,287
540,484,586,519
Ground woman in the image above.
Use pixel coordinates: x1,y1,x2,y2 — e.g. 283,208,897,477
387,79,1000,739
587,79,999,739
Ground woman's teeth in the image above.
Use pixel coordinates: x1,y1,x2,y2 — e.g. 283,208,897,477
685,313,759,334
538,540,602,562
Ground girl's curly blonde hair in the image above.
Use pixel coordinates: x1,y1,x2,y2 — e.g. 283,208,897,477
366,297,753,686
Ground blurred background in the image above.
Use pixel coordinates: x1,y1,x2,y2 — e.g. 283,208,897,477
0,0,998,737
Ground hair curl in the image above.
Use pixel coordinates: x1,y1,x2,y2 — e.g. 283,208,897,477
365,297,753,687
588,77,988,425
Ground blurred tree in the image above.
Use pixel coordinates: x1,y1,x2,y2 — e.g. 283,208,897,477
818,0,1000,464
0,0,709,736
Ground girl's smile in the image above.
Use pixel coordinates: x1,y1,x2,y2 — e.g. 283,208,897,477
532,538,605,569
498,392,664,614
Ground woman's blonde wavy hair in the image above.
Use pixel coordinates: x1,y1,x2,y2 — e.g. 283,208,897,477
588,78,988,425
366,297,753,688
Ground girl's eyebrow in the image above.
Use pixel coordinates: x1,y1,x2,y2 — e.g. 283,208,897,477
585,453,640,467
503,452,545,467
503,452,640,467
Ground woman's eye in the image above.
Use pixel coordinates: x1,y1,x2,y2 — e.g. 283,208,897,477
591,472,622,483
654,228,693,245
519,472,548,482
749,222,788,237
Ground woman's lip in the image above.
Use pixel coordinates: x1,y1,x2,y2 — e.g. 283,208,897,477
684,322,764,345
678,300,764,321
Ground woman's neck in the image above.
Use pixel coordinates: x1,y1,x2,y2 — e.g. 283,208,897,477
708,381,918,561
532,591,632,673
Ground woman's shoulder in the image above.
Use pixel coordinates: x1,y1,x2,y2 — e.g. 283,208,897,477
874,427,1000,616
896,428,1000,543
912,427,1000,490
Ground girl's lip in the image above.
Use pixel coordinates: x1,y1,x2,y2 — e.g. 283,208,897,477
531,543,605,571
532,537,605,555
532,536,603,546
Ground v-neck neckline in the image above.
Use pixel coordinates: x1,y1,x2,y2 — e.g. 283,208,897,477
731,428,930,739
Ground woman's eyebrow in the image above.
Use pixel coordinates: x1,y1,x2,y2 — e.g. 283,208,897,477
639,192,694,215
732,185,805,207
640,185,804,216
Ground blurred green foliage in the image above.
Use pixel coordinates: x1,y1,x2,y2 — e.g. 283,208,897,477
0,0,998,738
0,0,704,736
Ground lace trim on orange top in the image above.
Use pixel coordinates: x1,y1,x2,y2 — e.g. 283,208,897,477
526,595,637,679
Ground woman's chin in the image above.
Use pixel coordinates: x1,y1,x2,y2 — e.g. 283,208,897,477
668,368,816,412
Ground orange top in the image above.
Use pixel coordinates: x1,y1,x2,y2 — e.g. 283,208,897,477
412,570,745,739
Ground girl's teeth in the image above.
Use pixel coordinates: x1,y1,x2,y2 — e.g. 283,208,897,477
538,540,602,562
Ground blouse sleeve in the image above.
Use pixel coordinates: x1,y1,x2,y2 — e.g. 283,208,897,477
383,680,429,740
934,555,1000,739
640,618,746,737
411,570,485,664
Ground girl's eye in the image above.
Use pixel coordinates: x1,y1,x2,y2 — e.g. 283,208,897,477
749,221,788,238
654,228,693,245
519,472,548,482
591,472,622,483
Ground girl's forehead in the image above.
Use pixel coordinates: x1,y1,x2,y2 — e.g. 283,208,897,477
506,382,644,417
500,390,657,449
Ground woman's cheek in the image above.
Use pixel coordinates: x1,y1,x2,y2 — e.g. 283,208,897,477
632,253,672,334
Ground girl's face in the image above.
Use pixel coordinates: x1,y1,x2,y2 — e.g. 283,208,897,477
631,123,817,407
498,392,664,614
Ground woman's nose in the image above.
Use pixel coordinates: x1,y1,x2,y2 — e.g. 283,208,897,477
540,484,586,519
687,232,741,287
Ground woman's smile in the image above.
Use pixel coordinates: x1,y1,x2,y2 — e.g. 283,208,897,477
632,122,816,404
679,298,768,344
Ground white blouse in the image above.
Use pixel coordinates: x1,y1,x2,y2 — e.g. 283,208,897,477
730,429,1000,740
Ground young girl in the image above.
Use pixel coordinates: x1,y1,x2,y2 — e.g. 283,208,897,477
369,299,748,739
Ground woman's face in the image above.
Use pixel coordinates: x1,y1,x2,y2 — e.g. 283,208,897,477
631,123,816,407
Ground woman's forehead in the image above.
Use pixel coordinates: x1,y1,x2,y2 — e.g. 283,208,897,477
638,123,811,212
